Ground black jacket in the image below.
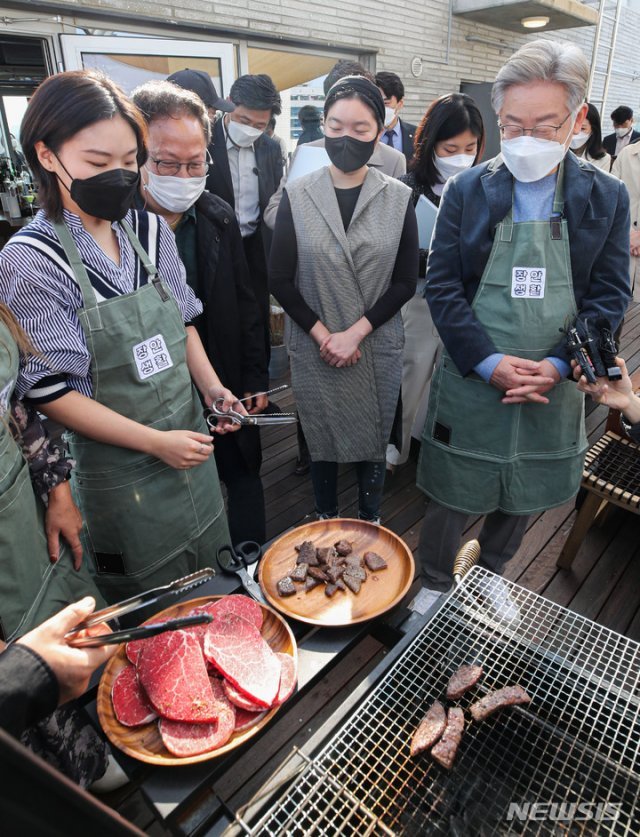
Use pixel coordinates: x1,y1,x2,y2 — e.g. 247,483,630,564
207,117,284,252
399,119,417,164
192,192,269,471
602,129,640,157
192,191,268,399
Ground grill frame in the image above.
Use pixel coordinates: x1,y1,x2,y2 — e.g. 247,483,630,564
583,430,640,509
238,567,640,837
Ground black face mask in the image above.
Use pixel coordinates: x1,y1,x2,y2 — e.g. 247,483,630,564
56,157,140,221
324,135,376,173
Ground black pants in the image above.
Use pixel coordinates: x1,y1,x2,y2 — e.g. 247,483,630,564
310,460,386,520
214,435,266,545
242,227,270,362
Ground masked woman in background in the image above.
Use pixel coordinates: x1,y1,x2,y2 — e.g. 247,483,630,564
270,75,418,523
0,70,244,604
569,102,611,172
386,93,485,469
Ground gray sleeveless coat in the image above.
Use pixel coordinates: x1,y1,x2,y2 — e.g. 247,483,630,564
286,166,411,462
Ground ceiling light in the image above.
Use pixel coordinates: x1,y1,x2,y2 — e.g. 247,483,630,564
521,16,550,28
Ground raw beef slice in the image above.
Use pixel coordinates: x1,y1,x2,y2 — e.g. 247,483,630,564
223,679,265,712
159,678,236,757
111,664,157,727
126,621,165,665
210,594,263,630
137,630,218,722
234,707,267,732
204,613,281,708
273,652,297,706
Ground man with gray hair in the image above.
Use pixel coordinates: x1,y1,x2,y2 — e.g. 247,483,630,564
415,40,631,617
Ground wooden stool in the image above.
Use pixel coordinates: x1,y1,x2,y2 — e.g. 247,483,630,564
556,430,640,569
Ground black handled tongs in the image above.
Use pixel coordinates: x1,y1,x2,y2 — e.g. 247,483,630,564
66,613,214,648
64,567,216,642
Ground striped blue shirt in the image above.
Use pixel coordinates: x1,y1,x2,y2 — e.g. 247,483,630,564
0,208,202,402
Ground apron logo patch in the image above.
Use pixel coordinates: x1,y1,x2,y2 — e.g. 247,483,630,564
132,334,174,380
511,266,546,299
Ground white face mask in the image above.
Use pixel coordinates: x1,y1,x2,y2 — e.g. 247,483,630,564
570,131,590,149
433,153,475,181
226,118,264,148
384,107,397,129
144,168,207,214
615,125,632,138
500,129,572,183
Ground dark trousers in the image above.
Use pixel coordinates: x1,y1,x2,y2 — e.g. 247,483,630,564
310,460,386,520
242,227,271,362
417,499,529,591
214,435,266,545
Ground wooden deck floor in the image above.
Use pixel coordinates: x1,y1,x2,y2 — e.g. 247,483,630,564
261,302,640,642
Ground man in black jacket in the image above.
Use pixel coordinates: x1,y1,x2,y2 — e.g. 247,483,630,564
602,105,640,163
207,74,284,359
375,70,417,165
132,80,269,544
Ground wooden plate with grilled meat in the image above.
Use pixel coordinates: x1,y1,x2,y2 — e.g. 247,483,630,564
258,519,415,626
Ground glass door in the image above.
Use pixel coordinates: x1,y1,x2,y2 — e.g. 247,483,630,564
60,35,236,97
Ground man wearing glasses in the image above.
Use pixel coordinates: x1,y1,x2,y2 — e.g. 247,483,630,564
415,40,631,617
131,80,269,545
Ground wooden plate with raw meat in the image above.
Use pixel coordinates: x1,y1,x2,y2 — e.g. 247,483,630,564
97,595,297,766
259,519,415,626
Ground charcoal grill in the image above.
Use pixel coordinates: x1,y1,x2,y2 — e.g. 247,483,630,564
234,566,640,836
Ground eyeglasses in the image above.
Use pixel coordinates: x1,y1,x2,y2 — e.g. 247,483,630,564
149,153,212,177
497,112,572,142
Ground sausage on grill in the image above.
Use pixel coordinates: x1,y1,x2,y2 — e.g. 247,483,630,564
410,700,446,757
469,685,531,722
446,664,484,700
431,707,465,769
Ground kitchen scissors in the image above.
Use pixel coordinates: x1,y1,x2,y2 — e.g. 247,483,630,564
216,541,267,605
205,384,298,429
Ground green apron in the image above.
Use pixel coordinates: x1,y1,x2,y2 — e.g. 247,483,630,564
0,320,105,640
417,165,587,515
53,220,230,602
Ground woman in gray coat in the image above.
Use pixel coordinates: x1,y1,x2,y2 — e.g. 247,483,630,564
269,76,418,521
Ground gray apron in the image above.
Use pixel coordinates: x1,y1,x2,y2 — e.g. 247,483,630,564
53,220,230,602
0,319,104,640
286,167,411,462
417,165,587,515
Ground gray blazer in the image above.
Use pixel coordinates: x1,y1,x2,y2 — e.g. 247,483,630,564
262,137,406,229
426,152,632,376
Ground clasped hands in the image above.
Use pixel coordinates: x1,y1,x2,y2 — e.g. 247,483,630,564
311,319,371,368
490,355,560,404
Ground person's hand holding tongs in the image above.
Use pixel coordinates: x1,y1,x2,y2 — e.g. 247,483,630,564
205,384,298,429
64,568,217,648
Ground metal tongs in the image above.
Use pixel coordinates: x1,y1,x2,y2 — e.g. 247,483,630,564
64,567,216,645
205,384,298,429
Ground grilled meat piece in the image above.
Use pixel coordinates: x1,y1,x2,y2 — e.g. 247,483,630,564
316,546,336,564
290,563,308,582
326,565,344,583
344,565,366,582
335,578,346,591
325,583,338,597
277,577,296,597
469,685,531,722
364,551,387,572
297,541,318,566
305,576,322,592
343,573,361,594
334,539,353,557
446,664,484,700
308,566,329,582
431,707,465,769
344,555,365,570
410,700,446,757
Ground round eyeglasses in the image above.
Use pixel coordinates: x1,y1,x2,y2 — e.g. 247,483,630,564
498,112,573,142
150,155,211,177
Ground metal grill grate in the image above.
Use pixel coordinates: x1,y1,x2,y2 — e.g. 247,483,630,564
583,431,640,508
248,567,640,836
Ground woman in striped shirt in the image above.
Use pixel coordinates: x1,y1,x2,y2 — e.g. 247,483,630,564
0,70,243,603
